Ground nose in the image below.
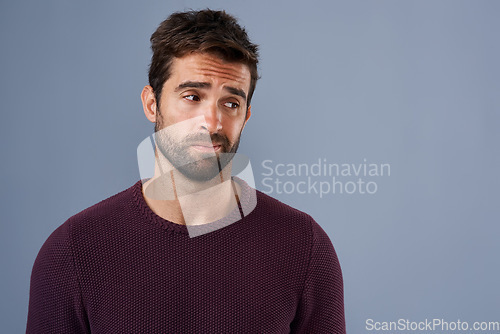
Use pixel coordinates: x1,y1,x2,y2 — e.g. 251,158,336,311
201,101,222,133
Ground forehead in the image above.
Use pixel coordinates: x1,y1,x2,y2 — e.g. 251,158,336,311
168,53,251,91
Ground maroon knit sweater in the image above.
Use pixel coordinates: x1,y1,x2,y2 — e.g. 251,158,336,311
27,180,345,333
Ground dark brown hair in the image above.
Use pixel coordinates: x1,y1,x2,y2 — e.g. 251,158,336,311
149,9,259,108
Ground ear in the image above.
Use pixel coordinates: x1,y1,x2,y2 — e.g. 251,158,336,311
141,85,158,123
242,105,251,129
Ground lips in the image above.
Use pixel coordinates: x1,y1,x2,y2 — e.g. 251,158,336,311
190,142,222,152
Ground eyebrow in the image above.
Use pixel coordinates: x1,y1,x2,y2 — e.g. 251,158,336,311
175,81,247,101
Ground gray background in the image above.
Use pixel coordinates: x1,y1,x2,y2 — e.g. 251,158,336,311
1,0,499,332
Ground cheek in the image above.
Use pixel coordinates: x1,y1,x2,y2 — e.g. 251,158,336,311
223,119,245,139
158,111,190,129
158,97,190,124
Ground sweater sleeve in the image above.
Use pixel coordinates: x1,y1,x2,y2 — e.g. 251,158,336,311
26,221,90,333
290,219,346,333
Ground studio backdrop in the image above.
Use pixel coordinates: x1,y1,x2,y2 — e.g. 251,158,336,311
1,0,499,333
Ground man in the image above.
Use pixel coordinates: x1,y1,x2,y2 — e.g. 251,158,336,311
27,9,345,333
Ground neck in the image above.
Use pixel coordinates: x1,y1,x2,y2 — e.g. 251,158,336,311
142,154,239,225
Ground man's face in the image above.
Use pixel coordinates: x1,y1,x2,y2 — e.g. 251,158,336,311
154,53,251,181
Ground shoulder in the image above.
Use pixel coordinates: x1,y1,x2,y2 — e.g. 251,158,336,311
69,181,139,225
250,190,335,254
255,190,313,222
253,189,339,258
39,181,141,251
254,189,320,234
60,181,142,235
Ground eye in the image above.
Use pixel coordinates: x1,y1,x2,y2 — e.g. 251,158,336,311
184,94,200,102
224,101,240,109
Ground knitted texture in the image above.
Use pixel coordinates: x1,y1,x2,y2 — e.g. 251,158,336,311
27,180,345,333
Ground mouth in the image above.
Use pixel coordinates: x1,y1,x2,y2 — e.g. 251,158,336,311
190,143,222,153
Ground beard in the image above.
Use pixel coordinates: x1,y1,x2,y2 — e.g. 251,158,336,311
154,121,241,182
